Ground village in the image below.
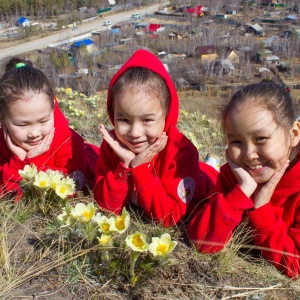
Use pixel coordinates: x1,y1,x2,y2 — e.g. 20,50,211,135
0,0,300,94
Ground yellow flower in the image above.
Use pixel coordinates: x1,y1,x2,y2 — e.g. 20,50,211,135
57,203,75,226
149,233,178,256
33,171,51,189
125,232,149,252
110,207,130,233
97,234,112,246
18,164,37,181
55,178,75,198
66,87,72,94
73,202,96,223
47,170,64,189
97,215,115,234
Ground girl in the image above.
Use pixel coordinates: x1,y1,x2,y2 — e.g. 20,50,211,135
93,49,218,227
187,81,300,278
0,57,98,199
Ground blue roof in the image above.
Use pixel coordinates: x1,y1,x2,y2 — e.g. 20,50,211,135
72,39,94,47
17,17,29,23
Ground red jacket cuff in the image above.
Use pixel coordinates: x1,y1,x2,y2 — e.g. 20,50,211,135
247,202,276,230
113,162,131,182
223,184,254,212
131,163,154,188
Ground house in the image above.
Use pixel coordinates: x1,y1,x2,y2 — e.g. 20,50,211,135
222,47,240,64
194,45,217,62
16,17,30,27
245,23,265,36
70,39,95,54
185,5,204,17
148,23,164,34
215,59,234,76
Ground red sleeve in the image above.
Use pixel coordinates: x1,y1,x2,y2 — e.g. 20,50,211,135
187,169,254,253
130,143,209,227
248,201,300,278
25,129,87,176
0,151,26,196
93,140,132,213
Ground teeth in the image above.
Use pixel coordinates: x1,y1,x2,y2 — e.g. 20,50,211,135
249,165,263,170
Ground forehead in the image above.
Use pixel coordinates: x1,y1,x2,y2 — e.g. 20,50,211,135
114,87,164,108
226,102,276,134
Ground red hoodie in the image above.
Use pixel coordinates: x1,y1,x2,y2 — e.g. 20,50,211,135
0,100,98,198
94,49,217,227
187,159,300,278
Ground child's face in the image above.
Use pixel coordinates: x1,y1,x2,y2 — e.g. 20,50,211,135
3,92,54,152
113,87,166,154
226,102,299,184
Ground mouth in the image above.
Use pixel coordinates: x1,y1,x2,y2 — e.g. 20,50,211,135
26,140,41,146
245,163,268,173
127,140,146,146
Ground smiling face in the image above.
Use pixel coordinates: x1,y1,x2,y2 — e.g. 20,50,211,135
3,92,54,152
113,86,166,154
226,101,299,184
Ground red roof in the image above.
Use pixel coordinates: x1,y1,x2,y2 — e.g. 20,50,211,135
186,6,203,16
195,45,217,55
148,23,161,31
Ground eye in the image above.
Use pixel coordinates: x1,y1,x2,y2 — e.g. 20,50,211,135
117,118,129,123
143,118,154,123
229,140,241,145
256,137,267,143
40,120,49,124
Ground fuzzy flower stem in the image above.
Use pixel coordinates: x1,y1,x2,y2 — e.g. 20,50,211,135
130,251,141,285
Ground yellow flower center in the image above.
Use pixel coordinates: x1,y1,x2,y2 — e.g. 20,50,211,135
115,216,125,231
132,235,144,248
156,244,168,255
59,186,66,193
101,222,110,232
82,211,91,221
40,180,47,187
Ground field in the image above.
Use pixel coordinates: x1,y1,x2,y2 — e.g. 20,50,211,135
1,88,300,300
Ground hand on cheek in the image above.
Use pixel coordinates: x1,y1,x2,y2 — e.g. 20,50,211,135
130,132,168,169
226,150,257,198
26,128,55,158
3,125,27,160
99,124,135,168
253,159,290,209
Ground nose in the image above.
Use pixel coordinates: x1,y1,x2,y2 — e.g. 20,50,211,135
243,143,259,161
129,122,143,138
28,125,40,138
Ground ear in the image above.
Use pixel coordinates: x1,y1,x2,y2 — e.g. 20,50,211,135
290,120,300,147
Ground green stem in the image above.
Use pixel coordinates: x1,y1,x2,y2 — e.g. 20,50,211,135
130,251,141,286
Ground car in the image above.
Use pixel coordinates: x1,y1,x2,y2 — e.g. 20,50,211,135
72,26,78,31
103,20,113,26
131,13,141,19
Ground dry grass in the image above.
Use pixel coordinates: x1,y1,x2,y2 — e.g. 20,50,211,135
0,88,300,299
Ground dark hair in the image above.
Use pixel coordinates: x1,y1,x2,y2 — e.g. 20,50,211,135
222,80,299,157
0,57,54,122
223,81,295,131
109,67,170,118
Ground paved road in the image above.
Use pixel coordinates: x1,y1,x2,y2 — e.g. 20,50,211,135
0,2,167,60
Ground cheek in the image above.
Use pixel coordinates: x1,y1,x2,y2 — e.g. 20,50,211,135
228,147,239,160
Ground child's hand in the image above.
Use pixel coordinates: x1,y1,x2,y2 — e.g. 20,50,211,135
253,159,289,209
226,150,257,198
26,128,55,158
3,125,27,160
130,132,168,169
99,124,135,167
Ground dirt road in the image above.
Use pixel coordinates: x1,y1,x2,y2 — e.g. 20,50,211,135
0,2,168,60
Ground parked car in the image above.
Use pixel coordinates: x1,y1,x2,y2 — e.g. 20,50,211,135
131,13,141,19
103,20,113,26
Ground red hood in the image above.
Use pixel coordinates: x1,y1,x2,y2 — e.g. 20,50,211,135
107,49,179,133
